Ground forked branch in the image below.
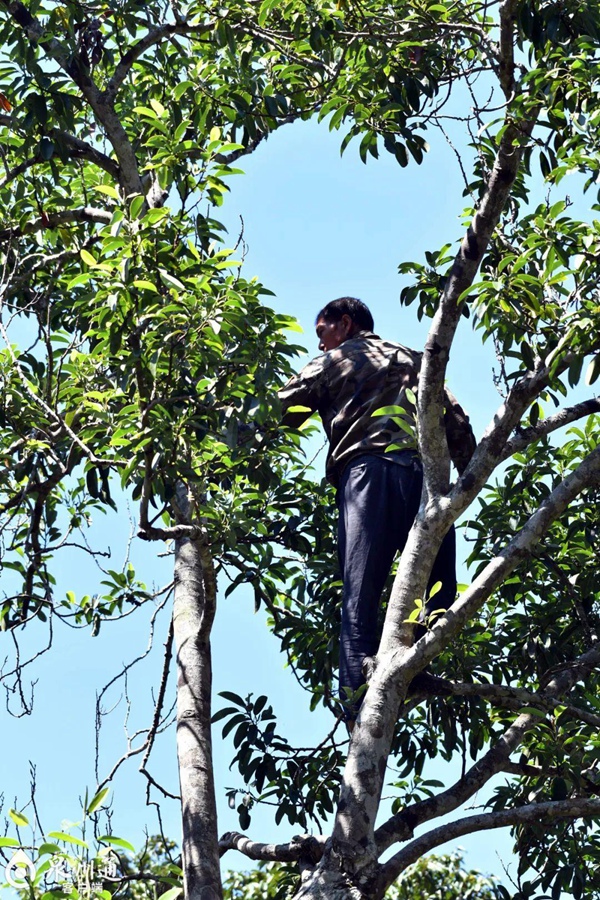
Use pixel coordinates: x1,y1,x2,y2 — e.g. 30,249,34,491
378,798,600,893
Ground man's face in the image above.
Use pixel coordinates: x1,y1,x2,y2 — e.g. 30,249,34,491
315,315,352,352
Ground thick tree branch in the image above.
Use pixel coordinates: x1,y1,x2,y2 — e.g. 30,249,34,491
501,397,600,461
0,461,67,513
375,710,539,854
380,341,600,662
378,119,544,665
378,798,600,892
197,540,217,640
218,832,326,863
418,115,536,500
429,448,600,653
0,207,112,240
0,154,39,185
452,678,600,729
498,0,518,98
104,14,331,107
446,348,600,533
138,523,206,540
105,22,215,102
0,122,119,183
54,129,120,179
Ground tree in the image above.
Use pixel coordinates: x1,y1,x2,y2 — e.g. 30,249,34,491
2,0,600,899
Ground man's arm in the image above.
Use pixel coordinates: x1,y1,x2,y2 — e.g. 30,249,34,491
443,387,477,474
278,357,325,428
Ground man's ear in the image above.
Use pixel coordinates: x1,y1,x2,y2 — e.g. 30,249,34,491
341,314,355,336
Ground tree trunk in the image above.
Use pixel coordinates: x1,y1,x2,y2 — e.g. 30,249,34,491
292,861,371,900
289,840,387,900
173,521,222,900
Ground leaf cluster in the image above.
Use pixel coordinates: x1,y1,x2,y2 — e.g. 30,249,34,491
213,691,343,831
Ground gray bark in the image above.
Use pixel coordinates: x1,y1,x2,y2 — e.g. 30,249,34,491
293,857,370,900
173,489,222,900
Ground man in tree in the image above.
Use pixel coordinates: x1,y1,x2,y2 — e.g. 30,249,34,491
279,297,476,726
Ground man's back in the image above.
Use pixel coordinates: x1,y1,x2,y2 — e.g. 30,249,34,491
280,331,473,485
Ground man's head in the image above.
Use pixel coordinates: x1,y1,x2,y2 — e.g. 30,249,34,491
315,297,374,352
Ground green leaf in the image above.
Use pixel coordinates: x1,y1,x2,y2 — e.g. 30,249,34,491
86,786,110,814
132,105,159,119
258,0,278,26
133,280,159,293
9,809,29,826
98,835,135,852
372,405,408,417
520,341,535,370
47,832,89,848
67,272,93,289
173,81,194,100
391,417,416,438
211,706,239,723
94,184,120,200
395,143,408,167
80,249,98,267
404,77,420,111
0,836,19,847
144,208,170,225
39,137,54,160
159,889,183,900
37,843,62,855
150,98,166,117
219,691,245,706
585,355,600,385
159,270,185,291
516,707,547,718
86,467,99,499
253,695,268,714
129,195,145,218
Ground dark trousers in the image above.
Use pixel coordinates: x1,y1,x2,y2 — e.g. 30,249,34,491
337,452,456,714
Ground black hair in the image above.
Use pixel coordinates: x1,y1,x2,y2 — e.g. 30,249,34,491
315,297,374,332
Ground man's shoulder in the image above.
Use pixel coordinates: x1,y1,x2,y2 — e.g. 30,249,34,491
338,332,421,364
297,332,421,376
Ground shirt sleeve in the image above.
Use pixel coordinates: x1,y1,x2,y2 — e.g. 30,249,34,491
278,356,327,428
443,387,477,474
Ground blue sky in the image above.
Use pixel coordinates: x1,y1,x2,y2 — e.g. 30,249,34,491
1,106,591,892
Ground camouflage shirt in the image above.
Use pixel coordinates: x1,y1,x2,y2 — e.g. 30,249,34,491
279,331,476,486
